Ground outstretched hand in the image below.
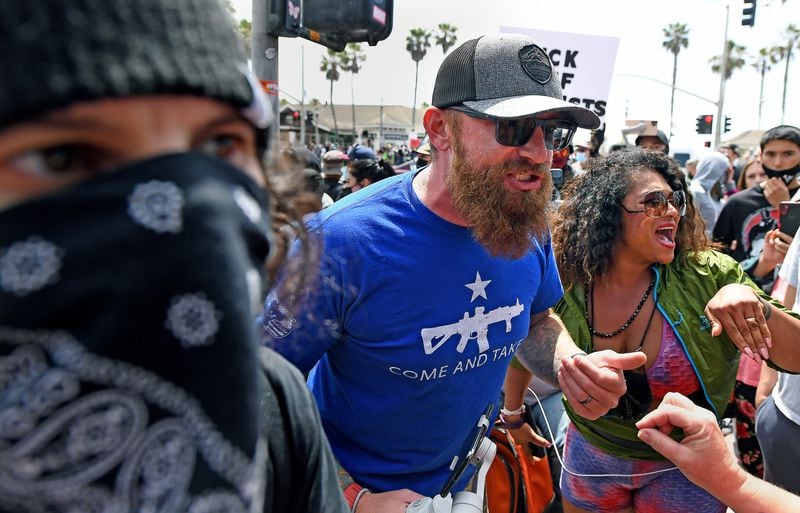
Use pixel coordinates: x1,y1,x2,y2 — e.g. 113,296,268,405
557,350,647,420
635,392,742,495
705,284,771,364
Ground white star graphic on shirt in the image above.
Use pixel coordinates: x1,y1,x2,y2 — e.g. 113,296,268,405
465,271,492,302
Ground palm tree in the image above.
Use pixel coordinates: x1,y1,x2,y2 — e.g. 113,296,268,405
772,24,800,124
406,28,432,132
435,24,458,54
320,49,343,143
662,22,689,138
342,43,367,142
709,40,747,80
709,40,746,141
751,47,778,128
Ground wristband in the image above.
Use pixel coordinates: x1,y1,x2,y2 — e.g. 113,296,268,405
344,483,363,508
499,412,527,429
351,487,369,513
759,296,773,321
500,404,525,416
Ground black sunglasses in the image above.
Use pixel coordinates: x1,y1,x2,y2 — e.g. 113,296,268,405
605,369,652,420
620,189,687,218
448,105,578,150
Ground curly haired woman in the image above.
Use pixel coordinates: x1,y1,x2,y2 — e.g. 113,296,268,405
504,149,800,513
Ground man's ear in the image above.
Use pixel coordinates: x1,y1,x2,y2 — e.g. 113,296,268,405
423,107,451,153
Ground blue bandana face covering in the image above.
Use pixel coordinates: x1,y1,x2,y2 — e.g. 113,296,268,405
0,153,271,511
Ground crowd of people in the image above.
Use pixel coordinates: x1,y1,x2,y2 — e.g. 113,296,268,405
3,2,800,513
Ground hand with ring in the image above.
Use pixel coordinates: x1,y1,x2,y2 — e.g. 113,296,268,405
557,349,647,420
704,284,772,363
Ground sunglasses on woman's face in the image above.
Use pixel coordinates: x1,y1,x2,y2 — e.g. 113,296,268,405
620,189,687,218
449,105,578,150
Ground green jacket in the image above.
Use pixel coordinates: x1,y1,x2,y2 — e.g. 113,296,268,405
557,250,788,460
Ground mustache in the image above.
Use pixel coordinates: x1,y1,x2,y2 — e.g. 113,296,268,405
491,160,552,177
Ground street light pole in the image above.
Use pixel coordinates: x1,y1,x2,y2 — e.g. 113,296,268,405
300,46,306,146
251,0,280,153
714,4,731,149
379,99,384,150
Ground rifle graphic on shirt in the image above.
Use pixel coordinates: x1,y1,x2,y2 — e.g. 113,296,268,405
421,299,525,355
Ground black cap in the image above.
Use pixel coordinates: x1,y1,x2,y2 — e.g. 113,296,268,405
0,0,270,130
432,33,599,128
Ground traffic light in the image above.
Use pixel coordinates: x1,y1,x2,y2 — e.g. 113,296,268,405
306,0,392,45
272,0,394,51
695,114,714,135
742,0,757,27
724,116,732,133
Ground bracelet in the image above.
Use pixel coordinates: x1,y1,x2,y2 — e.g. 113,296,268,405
759,296,773,321
498,412,527,429
343,483,363,508
500,404,526,416
351,487,369,513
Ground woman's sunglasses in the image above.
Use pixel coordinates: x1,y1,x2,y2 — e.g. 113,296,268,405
448,105,578,150
620,189,687,218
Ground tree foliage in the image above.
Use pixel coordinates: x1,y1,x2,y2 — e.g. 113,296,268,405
709,40,747,80
435,23,458,54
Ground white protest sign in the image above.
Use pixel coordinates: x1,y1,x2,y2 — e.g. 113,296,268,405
500,26,619,124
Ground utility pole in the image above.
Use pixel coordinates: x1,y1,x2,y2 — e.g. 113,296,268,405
714,4,730,149
300,46,306,146
251,0,280,153
379,99,384,150
314,109,320,146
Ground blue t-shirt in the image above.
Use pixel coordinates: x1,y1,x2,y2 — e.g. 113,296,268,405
261,170,563,495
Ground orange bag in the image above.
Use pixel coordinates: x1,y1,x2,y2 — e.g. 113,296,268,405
486,427,555,513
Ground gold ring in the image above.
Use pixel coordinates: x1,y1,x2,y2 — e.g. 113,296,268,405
745,317,759,329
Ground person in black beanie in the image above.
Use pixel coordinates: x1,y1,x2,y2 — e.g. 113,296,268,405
0,1,346,512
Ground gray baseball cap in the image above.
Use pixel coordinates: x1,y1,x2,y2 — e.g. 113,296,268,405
432,33,600,128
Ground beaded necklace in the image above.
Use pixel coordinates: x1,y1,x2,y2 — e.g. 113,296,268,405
584,276,655,338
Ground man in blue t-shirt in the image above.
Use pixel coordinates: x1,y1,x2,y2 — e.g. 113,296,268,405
262,33,645,512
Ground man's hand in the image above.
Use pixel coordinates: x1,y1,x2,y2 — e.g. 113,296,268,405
704,283,772,363
507,422,552,458
356,489,425,513
635,392,745,496
761,177,791,208
557,350,647,420
760,229,793,270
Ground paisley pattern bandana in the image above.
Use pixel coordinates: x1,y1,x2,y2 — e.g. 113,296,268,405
0,153,271,512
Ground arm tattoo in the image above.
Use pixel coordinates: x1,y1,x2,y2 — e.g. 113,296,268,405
336,458,355,490
515,310,577,386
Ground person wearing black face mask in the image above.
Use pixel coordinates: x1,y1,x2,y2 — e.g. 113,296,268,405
713,125,800,295
0,1,347,512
